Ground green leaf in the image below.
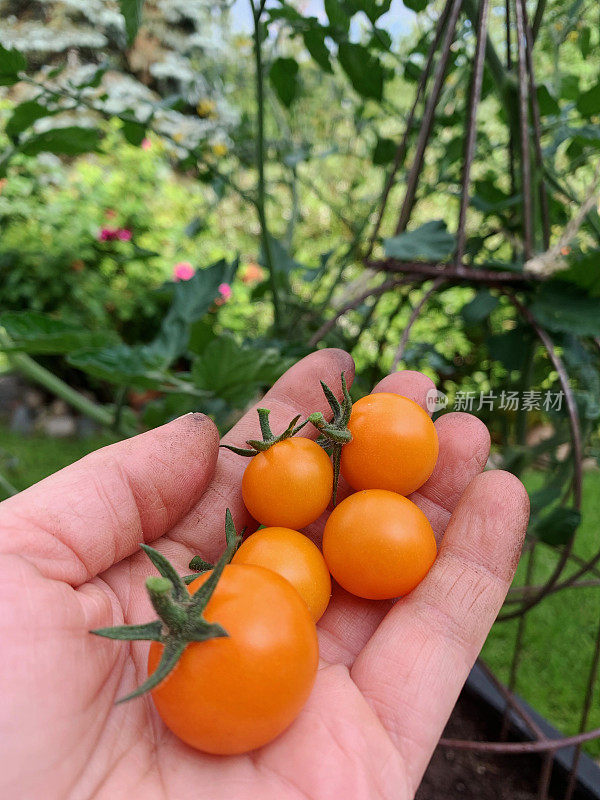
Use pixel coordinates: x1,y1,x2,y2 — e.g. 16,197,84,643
0,43,27,86
556,250,600,297
120,0,145,45
324,0,350,32
192,335,290,406
403,0,428,11
122,119,146,146
149,260,230,364
530,506,581,546
487,328,528,371
346,0,392,22
261,237,303,275
338,43,384,101
560,73,580,101
576,81,600,119
384,220,455,262
269,57,299,107
5,100,51,141
531,282,600,336
536,84,560,116
461,291,499,325
579,27,592,59
303,28,333,73
20,127,102,156
0,311,117,354
68,344,166,387
372,136,396,165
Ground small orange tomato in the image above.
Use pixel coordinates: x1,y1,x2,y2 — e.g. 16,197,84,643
232,527,331,621
148,564,318,755
242,438,333,529
323,489,437,600
340,392,438,496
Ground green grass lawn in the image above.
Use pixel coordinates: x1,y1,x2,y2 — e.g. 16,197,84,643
1,424,599,755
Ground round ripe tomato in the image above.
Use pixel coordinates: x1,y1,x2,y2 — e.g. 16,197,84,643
148,564,318,755
232,527,331,622
242,438,333,529
340,392,438,496
322,489,437,600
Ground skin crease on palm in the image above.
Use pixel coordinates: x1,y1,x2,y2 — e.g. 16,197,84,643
0,349,530,800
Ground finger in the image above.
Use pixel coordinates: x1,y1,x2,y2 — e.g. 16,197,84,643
0,413,219,585
410,412,491,541
350,470,529,794
168,348,355,560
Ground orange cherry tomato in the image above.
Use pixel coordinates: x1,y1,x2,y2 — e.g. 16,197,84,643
232,527,331,622
322,489,437,600
242,437,333,529
340,392,439,496
148,564,318,755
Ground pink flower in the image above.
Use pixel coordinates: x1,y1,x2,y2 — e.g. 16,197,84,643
141,138,152,150
218,282,232,301
117,228,132,241
174,262,195,281
99,227,118,241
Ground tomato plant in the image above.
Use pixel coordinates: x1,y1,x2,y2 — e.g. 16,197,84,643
323,489,437,600
340,393,439,496
232,526,331,621
149,563,318,754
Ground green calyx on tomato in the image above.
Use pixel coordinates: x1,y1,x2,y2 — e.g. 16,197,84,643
220,407,308,457
90,511,240,703
186,508,242,576
307,372,353,504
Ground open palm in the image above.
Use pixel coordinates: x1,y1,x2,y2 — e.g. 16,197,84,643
1,349,529,800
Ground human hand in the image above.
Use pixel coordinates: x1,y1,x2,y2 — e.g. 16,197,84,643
0,349,529,800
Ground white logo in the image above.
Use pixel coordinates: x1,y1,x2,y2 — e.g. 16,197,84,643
426,388,448,413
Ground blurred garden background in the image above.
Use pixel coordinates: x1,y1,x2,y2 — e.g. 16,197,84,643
1,0,599,792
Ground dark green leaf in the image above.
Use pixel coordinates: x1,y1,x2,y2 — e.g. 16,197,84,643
303,28,333,73
149,260,229,363
269,57,299,107
404,58,422,82
372,136,396,165
579,27,592,59
536,84,560,116
461,291,499,325
403,0,428,10
20,127,102,156
5,100,51,141
384,220,455,261
68,344,166,387
338,43,384,101
0,43,27,86
560,73,579,101
119,0,145,45
556,250,600,297
530,506,581,546
122,119,146,146
531,282,600,336
576,81,600,119
192,335,291,406
261,237,303,275
184,216,207,238
487,328,528,371
0,311,117,354
324,0,350,32
371,28,392,51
